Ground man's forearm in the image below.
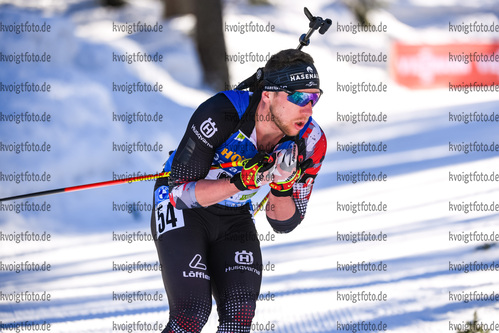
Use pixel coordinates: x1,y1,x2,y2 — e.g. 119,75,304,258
266,193,296,221
195,178,241,207
194,179,298,219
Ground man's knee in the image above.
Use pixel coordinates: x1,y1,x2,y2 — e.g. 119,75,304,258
165,298,212,333
217,295,257,332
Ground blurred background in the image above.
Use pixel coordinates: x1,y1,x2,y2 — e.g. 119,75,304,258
1,0,499,332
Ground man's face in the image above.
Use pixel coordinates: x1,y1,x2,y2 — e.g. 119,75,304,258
268,89,320,137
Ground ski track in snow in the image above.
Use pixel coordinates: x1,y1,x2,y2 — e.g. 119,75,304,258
1,0,499,332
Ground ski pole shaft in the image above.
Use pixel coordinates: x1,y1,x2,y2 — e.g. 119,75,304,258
253,192,270,216
0,159,250,202
0,172,170,202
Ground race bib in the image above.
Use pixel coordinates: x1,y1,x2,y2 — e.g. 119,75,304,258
154,186,185,239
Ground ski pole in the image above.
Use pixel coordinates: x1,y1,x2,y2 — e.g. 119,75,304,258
0,172,169,202
0,159,249,202
253,191,270,216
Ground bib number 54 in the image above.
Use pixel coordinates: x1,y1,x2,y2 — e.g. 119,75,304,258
155,201,184,239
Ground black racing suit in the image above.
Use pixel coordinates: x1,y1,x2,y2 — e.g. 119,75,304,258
150,90,327,332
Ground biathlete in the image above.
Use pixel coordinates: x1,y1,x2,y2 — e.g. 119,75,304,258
150,48,327,333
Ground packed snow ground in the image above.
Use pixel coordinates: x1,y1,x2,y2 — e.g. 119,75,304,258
1,0,498,332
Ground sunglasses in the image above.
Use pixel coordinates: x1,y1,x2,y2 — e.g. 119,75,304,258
263,80,322,107
282,89,323,107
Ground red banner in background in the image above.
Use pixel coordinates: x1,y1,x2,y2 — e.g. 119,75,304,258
390,43,499,89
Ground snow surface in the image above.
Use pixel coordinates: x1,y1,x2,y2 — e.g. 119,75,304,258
1,0,498,332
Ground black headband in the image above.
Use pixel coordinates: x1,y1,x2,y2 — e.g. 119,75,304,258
263,62,320,91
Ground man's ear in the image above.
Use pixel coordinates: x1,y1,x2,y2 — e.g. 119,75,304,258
261,90,270,101
260,90,275,104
